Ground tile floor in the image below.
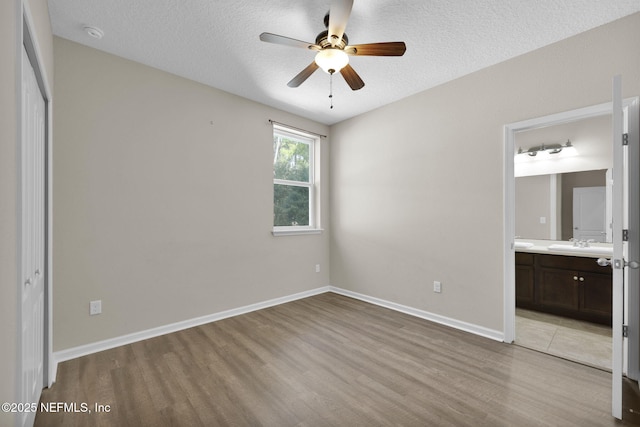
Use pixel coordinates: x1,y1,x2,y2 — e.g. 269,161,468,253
515,308,612,371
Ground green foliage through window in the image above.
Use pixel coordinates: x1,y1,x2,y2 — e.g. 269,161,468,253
273,130,314,227
273,135,309,181
274,184,309,226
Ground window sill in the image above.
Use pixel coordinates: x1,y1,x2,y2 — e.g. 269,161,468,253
272,228,324,237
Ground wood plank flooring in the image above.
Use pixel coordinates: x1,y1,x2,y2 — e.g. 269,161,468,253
35,293,640,426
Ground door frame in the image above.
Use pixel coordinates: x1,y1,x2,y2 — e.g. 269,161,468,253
503,98,637,345
18,0,54,401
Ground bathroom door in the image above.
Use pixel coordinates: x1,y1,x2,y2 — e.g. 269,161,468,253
611,76,640,419
572,186,606,241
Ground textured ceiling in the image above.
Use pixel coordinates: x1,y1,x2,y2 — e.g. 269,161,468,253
48,0,640,125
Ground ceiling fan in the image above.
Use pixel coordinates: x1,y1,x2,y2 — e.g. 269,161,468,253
259,0,406,92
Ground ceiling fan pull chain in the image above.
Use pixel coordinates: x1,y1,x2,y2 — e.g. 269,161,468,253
329,72,334,109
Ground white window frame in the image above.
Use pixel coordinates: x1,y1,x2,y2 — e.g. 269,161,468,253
272,124,322,236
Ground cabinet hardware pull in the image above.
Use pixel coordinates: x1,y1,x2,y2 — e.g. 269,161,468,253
579,277,585,282
573,276,578,281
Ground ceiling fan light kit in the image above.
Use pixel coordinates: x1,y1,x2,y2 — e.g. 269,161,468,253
259,0,406,108
315,48,349,74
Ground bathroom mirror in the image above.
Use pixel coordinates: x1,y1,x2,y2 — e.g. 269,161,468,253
514,114,612,242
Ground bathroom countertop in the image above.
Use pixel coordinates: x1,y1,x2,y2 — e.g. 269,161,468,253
514,239,613,258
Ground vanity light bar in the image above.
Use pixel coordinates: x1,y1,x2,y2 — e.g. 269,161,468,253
518,139,572,156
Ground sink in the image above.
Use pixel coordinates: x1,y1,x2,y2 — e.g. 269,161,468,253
514,242,534,249
547,244,613,255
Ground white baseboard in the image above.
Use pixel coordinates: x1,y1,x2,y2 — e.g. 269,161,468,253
52,284,504,382
53,286,331,371
329,286,504,342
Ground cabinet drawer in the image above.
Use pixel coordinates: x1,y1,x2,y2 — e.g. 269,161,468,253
516,252,534,266
538,254,611,275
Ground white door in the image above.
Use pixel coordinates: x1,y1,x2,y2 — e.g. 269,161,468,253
21,45,45,427
573,186,606,242
624,86,640,384
610,75,640,420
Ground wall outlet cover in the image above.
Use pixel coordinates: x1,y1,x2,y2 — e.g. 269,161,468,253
90,300,102,315
433,281,442,293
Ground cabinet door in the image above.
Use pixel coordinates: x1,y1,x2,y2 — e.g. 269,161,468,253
515,265,535,307
580,272,613,323
538,268,580,312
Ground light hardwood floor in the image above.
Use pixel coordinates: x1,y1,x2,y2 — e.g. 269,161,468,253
35,293,640,426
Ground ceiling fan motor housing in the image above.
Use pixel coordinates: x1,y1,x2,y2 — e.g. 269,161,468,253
314,30,348,50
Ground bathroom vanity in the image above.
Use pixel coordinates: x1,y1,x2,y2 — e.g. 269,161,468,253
515,240,613,325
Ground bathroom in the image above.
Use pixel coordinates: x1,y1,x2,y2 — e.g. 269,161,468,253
512,112,614,370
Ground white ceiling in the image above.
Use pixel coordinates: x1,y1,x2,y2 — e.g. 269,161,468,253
48,0,640,125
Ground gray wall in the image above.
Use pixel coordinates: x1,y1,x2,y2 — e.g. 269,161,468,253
330,13,640,333
52,38,330,351
515,175,553,240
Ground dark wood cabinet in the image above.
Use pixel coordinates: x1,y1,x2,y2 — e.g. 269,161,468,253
538,268,580,311
515,252,612,325
515,253,535,309
580,271,613,319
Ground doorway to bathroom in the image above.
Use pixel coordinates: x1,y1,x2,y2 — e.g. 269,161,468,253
512,114,613,371
503,88,640,419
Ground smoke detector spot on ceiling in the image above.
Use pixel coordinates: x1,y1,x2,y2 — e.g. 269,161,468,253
83,26,104,40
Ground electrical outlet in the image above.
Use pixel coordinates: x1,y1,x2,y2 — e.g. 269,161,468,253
315,264,321,273
433,281,442,293
90,300,102,315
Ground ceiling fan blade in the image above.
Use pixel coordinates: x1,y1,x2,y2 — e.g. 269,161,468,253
259,32,320,50
345,42,407,56
287,62,320,87
340,63,364,90
328,0,354,46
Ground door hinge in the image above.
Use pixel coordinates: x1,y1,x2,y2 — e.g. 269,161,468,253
623,325,629,338
623,133,629,146
623,229,629,241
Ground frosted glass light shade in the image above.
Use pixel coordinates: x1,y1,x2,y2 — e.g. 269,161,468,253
314,49,349,74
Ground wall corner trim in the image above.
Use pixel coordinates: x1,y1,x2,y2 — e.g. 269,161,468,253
329,286,505,342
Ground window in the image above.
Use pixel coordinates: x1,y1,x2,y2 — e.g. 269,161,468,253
272,125,320,235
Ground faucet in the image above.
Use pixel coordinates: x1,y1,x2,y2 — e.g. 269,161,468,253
570,238,593,248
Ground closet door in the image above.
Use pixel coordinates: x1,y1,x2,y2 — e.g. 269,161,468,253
20,45,45,427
